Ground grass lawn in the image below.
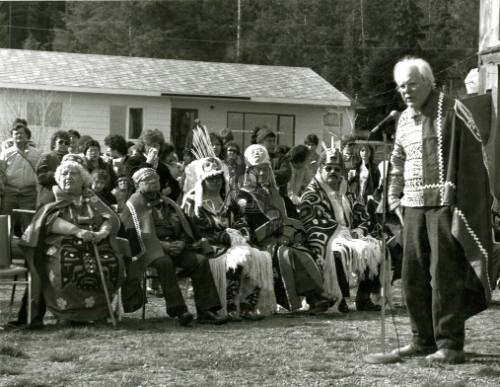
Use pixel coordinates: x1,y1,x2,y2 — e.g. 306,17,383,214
1,280,500,387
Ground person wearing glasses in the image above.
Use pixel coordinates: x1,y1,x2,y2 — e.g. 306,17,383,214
388,57,494,364
299,147,382,314
36,130,71,206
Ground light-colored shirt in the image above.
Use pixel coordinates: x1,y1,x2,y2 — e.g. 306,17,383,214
0,145,42,193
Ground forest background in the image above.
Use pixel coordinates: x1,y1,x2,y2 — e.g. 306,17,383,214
0,0,480,130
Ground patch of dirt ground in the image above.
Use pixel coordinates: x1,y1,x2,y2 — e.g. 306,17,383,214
1,280,500,386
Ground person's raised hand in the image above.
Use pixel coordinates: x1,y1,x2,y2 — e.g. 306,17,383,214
146,147,159,165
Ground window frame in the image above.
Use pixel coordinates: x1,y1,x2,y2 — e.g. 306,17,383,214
226,111,296,149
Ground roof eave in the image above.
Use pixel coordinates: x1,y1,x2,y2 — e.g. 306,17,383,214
250,96,352,107
0,83,162,97
0,83,354,107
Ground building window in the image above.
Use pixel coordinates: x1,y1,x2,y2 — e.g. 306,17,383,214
323,112,342,127
227,112,295,150
27,101,62,127
171,108,198,156
129,108,143,139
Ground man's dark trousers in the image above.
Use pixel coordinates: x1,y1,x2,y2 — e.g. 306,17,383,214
403,206,472,351
150,250,221,317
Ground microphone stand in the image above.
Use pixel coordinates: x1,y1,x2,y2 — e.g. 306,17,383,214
364,131,402,364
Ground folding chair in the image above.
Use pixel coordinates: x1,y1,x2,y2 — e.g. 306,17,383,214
9,209,36,307
0,214,31,325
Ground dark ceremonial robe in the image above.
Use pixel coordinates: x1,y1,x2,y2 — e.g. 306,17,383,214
20,188,124,322
299,177,377,299
182,194,248,257
299,177,370,262
237,186,323,311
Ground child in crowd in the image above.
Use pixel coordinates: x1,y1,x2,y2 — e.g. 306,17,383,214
111,175,133,213
91,169,117,208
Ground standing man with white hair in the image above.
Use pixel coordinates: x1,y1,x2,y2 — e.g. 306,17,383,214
388,57,495,363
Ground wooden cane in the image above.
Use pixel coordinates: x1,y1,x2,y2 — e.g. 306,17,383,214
92,242,117,328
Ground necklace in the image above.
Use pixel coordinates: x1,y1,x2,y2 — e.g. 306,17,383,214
203,197,223,213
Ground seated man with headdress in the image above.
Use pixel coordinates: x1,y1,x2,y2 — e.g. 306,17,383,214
182,155,276,321
120,167,226,326
10,158,125,328
299,147,382,312
237,144,331,313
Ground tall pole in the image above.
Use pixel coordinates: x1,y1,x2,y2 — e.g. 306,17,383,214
8,1,12,48
236,0,241,61
360,0,366,51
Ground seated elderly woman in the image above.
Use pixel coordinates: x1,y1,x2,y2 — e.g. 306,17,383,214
182,156,275,321
13,159,125,327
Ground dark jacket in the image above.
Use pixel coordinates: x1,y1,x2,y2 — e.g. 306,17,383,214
123,153,181,201
36,151,63,207
270,153,292,197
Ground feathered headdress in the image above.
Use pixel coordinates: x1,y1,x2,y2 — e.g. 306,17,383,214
319,136,343,167
182,122,229,216
191,123,216,159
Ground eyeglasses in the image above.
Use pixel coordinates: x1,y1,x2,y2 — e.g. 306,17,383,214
396,82,419,92
323,165,342,173
56,139,70,146
227,148,238,153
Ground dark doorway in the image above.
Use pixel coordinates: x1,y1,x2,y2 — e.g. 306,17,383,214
171,108,198,156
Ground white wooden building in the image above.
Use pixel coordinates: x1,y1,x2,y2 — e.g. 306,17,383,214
0,48,356,152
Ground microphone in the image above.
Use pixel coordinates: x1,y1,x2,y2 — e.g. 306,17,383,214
370,110,399,134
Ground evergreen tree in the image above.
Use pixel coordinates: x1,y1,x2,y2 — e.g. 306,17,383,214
392,0,425,51
1,0,480,132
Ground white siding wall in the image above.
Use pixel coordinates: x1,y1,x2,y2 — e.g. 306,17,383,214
58,93,172,147
0,89,171,151
0,87,354,152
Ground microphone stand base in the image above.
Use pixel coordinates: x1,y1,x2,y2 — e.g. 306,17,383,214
363,352,403,364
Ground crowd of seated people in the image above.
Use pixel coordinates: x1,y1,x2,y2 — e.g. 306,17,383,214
0,119,390,329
